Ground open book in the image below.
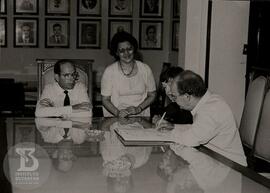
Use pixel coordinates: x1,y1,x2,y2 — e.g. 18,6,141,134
114,128,174,146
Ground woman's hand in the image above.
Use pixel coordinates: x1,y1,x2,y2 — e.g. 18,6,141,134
118,109,129,117
126,106,142,115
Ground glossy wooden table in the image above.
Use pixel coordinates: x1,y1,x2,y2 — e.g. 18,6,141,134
0,117,269,193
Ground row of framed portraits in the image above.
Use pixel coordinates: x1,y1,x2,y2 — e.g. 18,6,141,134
0,17,180,50
0,0,180,18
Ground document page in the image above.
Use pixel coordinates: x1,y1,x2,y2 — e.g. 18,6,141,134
115,128,173,142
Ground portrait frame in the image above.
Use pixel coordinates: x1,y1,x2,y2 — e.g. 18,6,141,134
0,18,7,47
0,0,7,14
77,19,101,49
173,0,180,18
77,0,101,16
45,18,70,48
14,17,38,48
140,0,163,18
139,20,163,50
108,19,132,48
45,0,70,16
14,0,39,15
109,0,133,17
172,21,179,50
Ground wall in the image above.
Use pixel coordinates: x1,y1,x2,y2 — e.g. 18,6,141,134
0,0,179,84
179,0,250,124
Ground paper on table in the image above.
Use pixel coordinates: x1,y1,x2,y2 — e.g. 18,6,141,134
114,128,173,143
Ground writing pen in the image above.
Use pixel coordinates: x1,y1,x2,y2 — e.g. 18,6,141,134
156,112,166,130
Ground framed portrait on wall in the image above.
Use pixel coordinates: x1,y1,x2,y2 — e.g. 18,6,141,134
172,21,179,50
45,18,70,48
0,18,7,47
14,0,38,15
173,0,180,18
109,0,132,17
77,19,101,49
14,18,38,47
45,0,70,15
140,0,163,18
108,19,132,47
139,20,163,50
77,0,101,16
1,0,7,14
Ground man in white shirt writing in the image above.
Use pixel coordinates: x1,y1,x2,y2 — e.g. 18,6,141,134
159,70,247,166
35,59,92,117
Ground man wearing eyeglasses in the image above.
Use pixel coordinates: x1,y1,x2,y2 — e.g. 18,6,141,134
35,59,92,117
158,70,247,166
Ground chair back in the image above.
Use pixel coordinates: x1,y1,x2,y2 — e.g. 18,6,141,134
239,76,267,148
253,88,270,163
37,59,93,101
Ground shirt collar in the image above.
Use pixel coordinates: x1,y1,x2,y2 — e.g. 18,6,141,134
191,91,210,116
54,82,68,93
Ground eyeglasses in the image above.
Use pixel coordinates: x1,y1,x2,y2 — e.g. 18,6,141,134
61,71,79,79
118,47,134,54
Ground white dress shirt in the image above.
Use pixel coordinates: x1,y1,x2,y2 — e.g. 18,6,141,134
35,82,92,117
171,91,247,166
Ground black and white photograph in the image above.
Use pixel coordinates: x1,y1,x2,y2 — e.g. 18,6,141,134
46,0,70,15
140,0,163,17
108,20,132,47
14,0,38,14
0,0,6,14
1,1,270,193
77,0,101,16
139,21,162,49
172,21,179,50
0,18,6,47
77,19,101,48
45,18,69,48
109,0,132,17
14,18,38,47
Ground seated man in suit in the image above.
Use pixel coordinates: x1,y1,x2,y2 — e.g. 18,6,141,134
35,59,92,117
19,0,34,11
49,23,67,44
18,22,34,44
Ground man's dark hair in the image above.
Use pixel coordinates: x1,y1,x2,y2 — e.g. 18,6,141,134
54,59,75,75
160,66,184,83
53,23,62,29
175,70,207,97
146,25,156,35
109,31,138,60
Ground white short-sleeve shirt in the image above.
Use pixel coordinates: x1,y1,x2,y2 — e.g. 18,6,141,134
101,60,156,117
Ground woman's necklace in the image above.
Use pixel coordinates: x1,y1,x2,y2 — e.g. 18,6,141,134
119,61,135,77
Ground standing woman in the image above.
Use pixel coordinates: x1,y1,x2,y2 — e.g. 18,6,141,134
101,31,156,117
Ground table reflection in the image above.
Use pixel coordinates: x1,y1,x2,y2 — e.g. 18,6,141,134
158,146,238,193
100,117,153,193
2,117,269,193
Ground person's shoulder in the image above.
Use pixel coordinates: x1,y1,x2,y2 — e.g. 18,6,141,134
136,60,152,73
199,92,233,117
104,62,118,71
136,60,149,68
43,82,57,90
74,82,87,89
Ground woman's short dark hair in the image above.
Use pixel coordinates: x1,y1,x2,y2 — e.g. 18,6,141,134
54,59,75,75
160,66,184,83
175,70,207,97
109,31,138,60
